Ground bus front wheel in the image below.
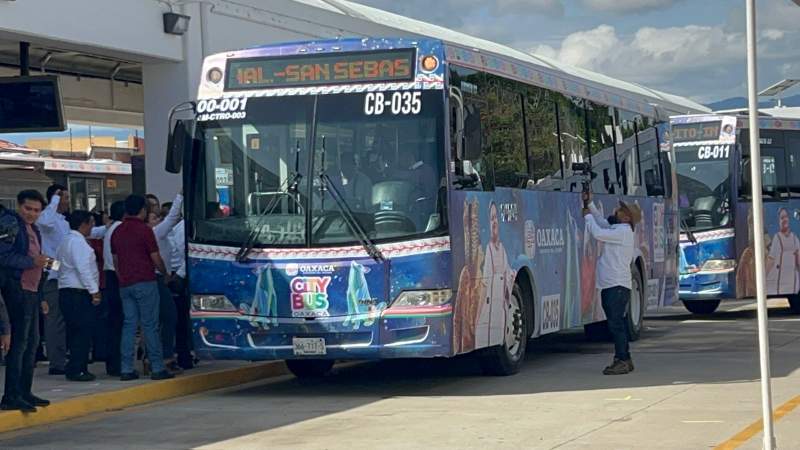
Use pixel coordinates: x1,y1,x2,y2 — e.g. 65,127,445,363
479,283,528,376
682,300,720,315
627,265,645,342
285,359,335,378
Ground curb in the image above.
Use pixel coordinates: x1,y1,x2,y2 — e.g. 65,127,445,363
0,361,288,434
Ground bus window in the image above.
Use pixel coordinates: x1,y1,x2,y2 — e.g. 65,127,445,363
786,131,800,193
615,109,642,194
585,101,616,194
638,127,665,197
483,73,527,188
740,129,787,199
523,86,561,190
449,65,493,191
555,93,589,190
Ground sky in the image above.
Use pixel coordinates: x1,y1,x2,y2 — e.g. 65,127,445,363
352,0,800,103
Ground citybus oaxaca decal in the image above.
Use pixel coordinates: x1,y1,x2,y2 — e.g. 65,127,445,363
225,49,415,90
290,276,332,318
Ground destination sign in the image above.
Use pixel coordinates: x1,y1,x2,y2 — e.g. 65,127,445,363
225,49,416,90
672,121,727,143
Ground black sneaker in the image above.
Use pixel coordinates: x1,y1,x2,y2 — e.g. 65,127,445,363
48,367,66,375
66,372,96,382
23,394,50,407
0,399,37,413
150,370,175,381
603,359,632,375
120,371,140,381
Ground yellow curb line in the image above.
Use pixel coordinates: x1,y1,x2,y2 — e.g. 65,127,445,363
714,394,800,449
0,361,288,434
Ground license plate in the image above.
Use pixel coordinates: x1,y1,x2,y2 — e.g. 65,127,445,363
292,337,326,356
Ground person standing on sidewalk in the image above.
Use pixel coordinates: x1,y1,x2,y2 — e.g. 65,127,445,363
37,185,106,375
101,201,125,376
56,211,101,382
111,194,174,381
0,190,50,412
169,218,194,369
582,192,640,375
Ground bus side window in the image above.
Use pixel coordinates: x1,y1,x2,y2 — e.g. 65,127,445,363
523,86,562,191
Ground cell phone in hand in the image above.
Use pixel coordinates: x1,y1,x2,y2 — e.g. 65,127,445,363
46,258,60,271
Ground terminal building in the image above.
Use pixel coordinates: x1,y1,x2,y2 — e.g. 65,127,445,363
0,0,706,202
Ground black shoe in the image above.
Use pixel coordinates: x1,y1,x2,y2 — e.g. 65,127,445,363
0,399,37,413
603,359,632,375
120,371,140,381
66,372,96,382
48,367,66,375
150,370,175,381
23,394,50,407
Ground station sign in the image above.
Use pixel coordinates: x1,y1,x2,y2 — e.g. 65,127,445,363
225,49,415,90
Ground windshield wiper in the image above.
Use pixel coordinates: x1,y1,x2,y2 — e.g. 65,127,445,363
317,138,384,263
680,218,698,245
236,141,303,262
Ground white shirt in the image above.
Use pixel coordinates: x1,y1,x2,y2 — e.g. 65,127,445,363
56,230,99,294
169,220,186,278
584,202,634,290
37,194,107,279
153,194,183,275
103,221,122,272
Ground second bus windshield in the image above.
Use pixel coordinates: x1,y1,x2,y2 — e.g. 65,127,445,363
676,143,732,231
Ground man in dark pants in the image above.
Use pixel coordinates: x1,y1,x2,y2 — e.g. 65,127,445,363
582,192,641,375
0,191,50,412
102,201,125,376
56,211,101,382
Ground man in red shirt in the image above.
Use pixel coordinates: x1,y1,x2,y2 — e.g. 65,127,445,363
111,195,174,381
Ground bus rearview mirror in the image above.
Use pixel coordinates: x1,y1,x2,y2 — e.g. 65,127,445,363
166,120,189,174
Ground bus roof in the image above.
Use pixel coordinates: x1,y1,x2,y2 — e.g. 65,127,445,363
672,110,800,131
204,0,709,117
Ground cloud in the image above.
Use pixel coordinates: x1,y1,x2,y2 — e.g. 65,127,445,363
532,21,800,101
580,0,684,14
351,0,564,24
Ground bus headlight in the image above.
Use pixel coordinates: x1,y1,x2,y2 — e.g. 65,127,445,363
700,259,735,271
392,289,452,307
192,294,237,311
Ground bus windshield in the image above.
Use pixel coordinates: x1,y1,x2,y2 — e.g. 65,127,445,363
675,144,732,231
192,90,446,248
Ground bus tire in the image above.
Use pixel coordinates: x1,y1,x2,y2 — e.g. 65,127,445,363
285,359,334,378
627,264,645,342
788,295,800,314
682,300,720,315
479,283,527,376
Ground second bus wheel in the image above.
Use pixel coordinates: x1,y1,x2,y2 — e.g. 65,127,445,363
285,359,335,378
682,299,720,315
627,265,646,342
479,284,528,376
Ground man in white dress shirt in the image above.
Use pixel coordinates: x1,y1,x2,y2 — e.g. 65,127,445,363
37,185,106,375
582,192,640,375
56,211,101,382
101,201,126,376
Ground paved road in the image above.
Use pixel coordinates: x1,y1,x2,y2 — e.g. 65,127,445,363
3,301,800,449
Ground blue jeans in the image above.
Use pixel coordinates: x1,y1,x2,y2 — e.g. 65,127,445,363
120,281,165,374
601,286,631,361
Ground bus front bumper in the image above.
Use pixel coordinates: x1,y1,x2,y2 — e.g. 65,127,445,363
678,269,735,301
191,306,453,361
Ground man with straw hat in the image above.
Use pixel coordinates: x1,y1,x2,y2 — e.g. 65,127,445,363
582,192,641,375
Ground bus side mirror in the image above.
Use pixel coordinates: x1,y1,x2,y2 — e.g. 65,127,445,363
166,120,189,174
464,104,482,161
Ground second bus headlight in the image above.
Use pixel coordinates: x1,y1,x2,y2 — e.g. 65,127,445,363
700,259,736,271
192,294,237,311
392,289,452,307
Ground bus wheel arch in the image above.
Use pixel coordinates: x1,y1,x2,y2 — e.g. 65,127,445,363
479,272,531,376
627,259,646,342
515,267,536,338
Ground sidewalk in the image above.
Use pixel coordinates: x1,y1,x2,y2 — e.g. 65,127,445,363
0,359,287,433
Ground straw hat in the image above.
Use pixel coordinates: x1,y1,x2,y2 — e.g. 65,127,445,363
618,200,642,225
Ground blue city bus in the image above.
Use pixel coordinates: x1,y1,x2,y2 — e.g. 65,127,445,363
673,113,800,314
166,37,705,377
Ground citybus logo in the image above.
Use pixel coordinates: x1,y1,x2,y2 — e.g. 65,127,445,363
290,276,332,317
